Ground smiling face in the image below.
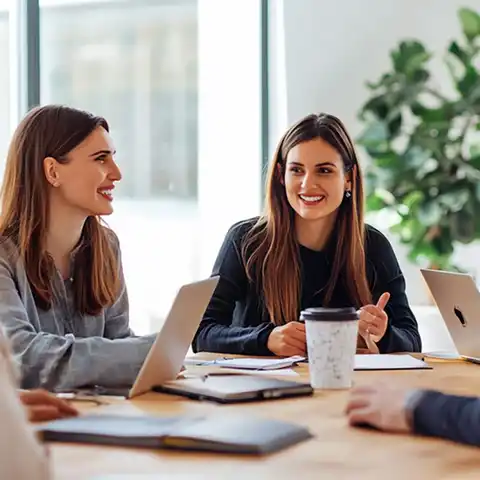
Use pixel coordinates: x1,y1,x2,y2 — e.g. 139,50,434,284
284,137,351,225
44,126,122,217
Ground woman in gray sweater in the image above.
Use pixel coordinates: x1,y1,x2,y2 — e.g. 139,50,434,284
0,104,156,392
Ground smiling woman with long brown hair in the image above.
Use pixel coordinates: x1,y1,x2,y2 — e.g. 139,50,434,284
0,104,156,391
193,112,421,356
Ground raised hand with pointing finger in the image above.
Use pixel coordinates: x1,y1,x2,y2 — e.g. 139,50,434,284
358,292,390,344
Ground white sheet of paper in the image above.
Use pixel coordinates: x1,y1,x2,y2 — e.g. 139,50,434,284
354,354,429,370
423,351,461,360
213,356,305,370
219,367,299,376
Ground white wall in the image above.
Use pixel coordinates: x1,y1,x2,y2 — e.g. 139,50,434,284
269,0,480,304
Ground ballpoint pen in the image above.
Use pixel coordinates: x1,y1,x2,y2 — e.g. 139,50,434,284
56,392,107,406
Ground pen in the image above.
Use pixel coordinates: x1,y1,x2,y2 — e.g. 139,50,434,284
56,392,106,406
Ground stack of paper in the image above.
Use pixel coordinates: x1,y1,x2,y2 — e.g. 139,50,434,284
184,355,305,370
354,354,431,370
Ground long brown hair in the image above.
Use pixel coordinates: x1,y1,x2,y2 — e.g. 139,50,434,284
0,105,120,315
242,113,371,326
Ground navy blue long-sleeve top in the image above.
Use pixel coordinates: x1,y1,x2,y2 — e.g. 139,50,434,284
413,390,480,446
192,218,421,355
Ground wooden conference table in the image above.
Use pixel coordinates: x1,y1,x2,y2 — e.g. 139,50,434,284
51,354,480,480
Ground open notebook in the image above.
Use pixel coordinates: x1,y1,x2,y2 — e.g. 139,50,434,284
185,354,430,373
37,413,313,455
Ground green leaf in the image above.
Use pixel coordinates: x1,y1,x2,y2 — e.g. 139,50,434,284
416,158,439,180
411,102,455,123
357,122,389,149
372,151,403,170
475,182,480,202
457,65,479,96
450,209,476,243
431,229,455,256
459,7,480,42
391,41,428,74
366,73,396,90
470,144,480,157
361,95,389,120
448,40,470,64
469,154,480,170
411,68,430,84
366,193,386,212
438,190,470,212
418,202,443,226
403,190,424,209
387,112,402,136
404,146,432,169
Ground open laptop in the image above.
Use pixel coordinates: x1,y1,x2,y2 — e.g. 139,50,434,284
70,276,220,399
421,268,480,363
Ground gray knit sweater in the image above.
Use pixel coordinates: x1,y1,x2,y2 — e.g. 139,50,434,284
0,233,155,391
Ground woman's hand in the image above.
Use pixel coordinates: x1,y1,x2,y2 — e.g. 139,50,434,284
18,389,79,422
358,292,390,343
267,322,306,356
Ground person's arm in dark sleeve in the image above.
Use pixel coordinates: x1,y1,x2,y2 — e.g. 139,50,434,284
409,390,480,447
192,222,274,355
367,227,422,353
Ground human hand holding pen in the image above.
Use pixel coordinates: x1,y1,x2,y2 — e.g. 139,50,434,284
19,389,79,422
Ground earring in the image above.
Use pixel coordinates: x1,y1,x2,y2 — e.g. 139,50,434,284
345,190,352,199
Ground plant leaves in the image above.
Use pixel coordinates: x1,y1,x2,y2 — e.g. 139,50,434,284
449,209,476,243
438,189,470,212
366,193,387,212
361,95,389,120
357,121,389,149
411,68,430,84
458,7,480,42
357,8,480,271
403,190,424,209
418,201,443,226
404,145,432,169
387,112,402,136
457,65,480,96
366,73,396,90
469,154,480,170
391,41,429,74
448,40,469,63
411,102,455,123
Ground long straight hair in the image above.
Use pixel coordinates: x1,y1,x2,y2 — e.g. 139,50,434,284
0,105,120,315
242,113,371,326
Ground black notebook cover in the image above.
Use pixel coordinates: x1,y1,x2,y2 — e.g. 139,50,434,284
37,413,313,455
154,374,314,404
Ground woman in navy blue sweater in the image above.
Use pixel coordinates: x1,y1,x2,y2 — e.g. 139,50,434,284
193,113,421,356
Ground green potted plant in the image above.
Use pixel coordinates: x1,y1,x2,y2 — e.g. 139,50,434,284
357,7,480,271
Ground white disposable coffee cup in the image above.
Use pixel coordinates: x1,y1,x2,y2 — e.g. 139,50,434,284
300,307,359,389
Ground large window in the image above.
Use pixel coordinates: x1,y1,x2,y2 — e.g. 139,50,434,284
39,0,263,334
0,2,9,166
41,0,197,199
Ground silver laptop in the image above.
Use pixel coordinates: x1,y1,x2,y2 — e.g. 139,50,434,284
421,268,480,362
80,276,219,399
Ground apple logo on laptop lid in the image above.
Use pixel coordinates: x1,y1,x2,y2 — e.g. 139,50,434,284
454,305,467,327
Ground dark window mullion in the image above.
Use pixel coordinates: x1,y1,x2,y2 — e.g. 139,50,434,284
17,0,40,113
